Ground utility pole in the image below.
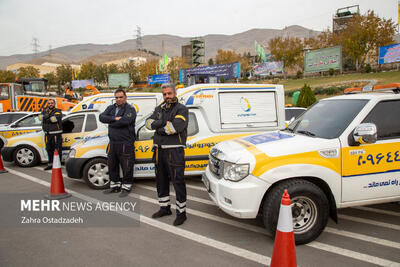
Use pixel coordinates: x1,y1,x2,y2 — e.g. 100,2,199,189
32,37,40,57
136,26,143,50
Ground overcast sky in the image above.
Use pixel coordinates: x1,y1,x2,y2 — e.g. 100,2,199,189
0,0,397,56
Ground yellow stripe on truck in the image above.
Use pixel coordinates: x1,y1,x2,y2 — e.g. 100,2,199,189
233,139,341,177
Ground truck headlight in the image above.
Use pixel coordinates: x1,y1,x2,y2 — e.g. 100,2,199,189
223,161,249,181
69,149,76,158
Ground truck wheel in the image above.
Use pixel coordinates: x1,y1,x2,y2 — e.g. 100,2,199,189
13,145,39,167
263,179,329,245
83,158,110,190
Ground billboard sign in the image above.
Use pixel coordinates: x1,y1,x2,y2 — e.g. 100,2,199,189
304,46,342,73
252,61,283,76
378,43,400,64
179,62,240,83
71,79,94,89
148,74,170,85
108,73,130,88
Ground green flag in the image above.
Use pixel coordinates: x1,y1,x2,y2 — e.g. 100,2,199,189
254,41,257,53
163,53,168,66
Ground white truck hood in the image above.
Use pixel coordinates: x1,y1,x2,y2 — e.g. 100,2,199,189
215,131,338,165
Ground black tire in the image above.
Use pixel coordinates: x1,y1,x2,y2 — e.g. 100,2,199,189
82,158,110,190
263,179,329,245
0,139,4,150
13,145,40,167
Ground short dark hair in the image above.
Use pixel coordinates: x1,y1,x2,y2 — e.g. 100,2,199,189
114,89,126,96
161,83,176,92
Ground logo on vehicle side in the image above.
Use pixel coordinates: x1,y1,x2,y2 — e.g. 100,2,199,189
240,97,251,112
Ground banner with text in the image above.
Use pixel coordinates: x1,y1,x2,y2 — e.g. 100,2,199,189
304,46,342,73
379,43,400,64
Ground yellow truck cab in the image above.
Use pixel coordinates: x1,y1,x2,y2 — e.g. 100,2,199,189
66,83,286,189
202,88,400,245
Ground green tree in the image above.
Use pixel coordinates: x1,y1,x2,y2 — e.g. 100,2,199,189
167,57,189,83
0,70,16,82
339,10,396,70
137,60,159,81
43,72,57,85
296,84,316,108
94,64,108,84
268,37,304,78
79,62,97,80
56,64,73,84
17,66,40,78
208,58,214,65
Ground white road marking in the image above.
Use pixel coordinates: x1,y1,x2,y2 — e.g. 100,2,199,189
129,192,269,235
339,214,400,231
352,206,400,217
12,168,400,266
324,227,400,249
8,169,270,266
308,242,400,267
186,183,207,191
136,184,215,205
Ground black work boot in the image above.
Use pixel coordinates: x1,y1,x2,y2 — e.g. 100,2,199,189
103,187,121,194
173,212,187,226
43,165,52,171
119,189,130,198
152,208,172,218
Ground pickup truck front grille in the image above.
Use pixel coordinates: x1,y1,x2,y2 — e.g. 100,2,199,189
209,155,222,179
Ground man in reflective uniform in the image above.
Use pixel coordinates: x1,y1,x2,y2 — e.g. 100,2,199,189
146,83,189,226
100,89,136,197
41,99,63,170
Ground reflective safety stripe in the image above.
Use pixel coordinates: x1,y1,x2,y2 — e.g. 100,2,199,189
276,205,294,233
164,122,176,135
160,201,171,207
110,181,121,188
158,196,170,202
175,115,186,121
146,119,154,130
176,201,186,208
122,184,132,190
176,206,186,213
48,130,62,134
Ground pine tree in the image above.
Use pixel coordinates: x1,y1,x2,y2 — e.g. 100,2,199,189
296,84,316,108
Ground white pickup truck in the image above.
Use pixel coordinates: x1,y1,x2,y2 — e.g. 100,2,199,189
203,89,400,244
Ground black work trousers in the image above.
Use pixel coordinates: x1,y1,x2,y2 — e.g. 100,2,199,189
45,133,62,165
107,143,135,191
154,147,187,215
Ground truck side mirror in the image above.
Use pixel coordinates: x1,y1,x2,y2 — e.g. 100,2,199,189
353,123,377,145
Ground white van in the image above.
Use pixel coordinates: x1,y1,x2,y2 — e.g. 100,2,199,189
70,92,163,120
203,89,400,244
66,83,286,189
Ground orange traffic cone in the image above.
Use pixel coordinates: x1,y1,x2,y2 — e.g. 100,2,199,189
44,149,71,200
0,155,7,173
270,189,297,267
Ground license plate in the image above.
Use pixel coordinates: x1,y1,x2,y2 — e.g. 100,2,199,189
202,174,210,192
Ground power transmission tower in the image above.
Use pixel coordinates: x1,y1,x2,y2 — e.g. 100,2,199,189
136,26,143,50
32,37,40,57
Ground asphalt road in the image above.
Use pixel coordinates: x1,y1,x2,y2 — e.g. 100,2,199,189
0,162,399,267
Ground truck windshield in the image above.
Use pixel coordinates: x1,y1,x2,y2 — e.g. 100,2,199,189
0,84,9,100
287,99,368,139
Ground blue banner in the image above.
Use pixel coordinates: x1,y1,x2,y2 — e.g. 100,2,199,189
179,62,240,83
148,74,170,85
379,43,400,64
71,79,94,89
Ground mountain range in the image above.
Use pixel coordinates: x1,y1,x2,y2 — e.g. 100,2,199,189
0,25,320,69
